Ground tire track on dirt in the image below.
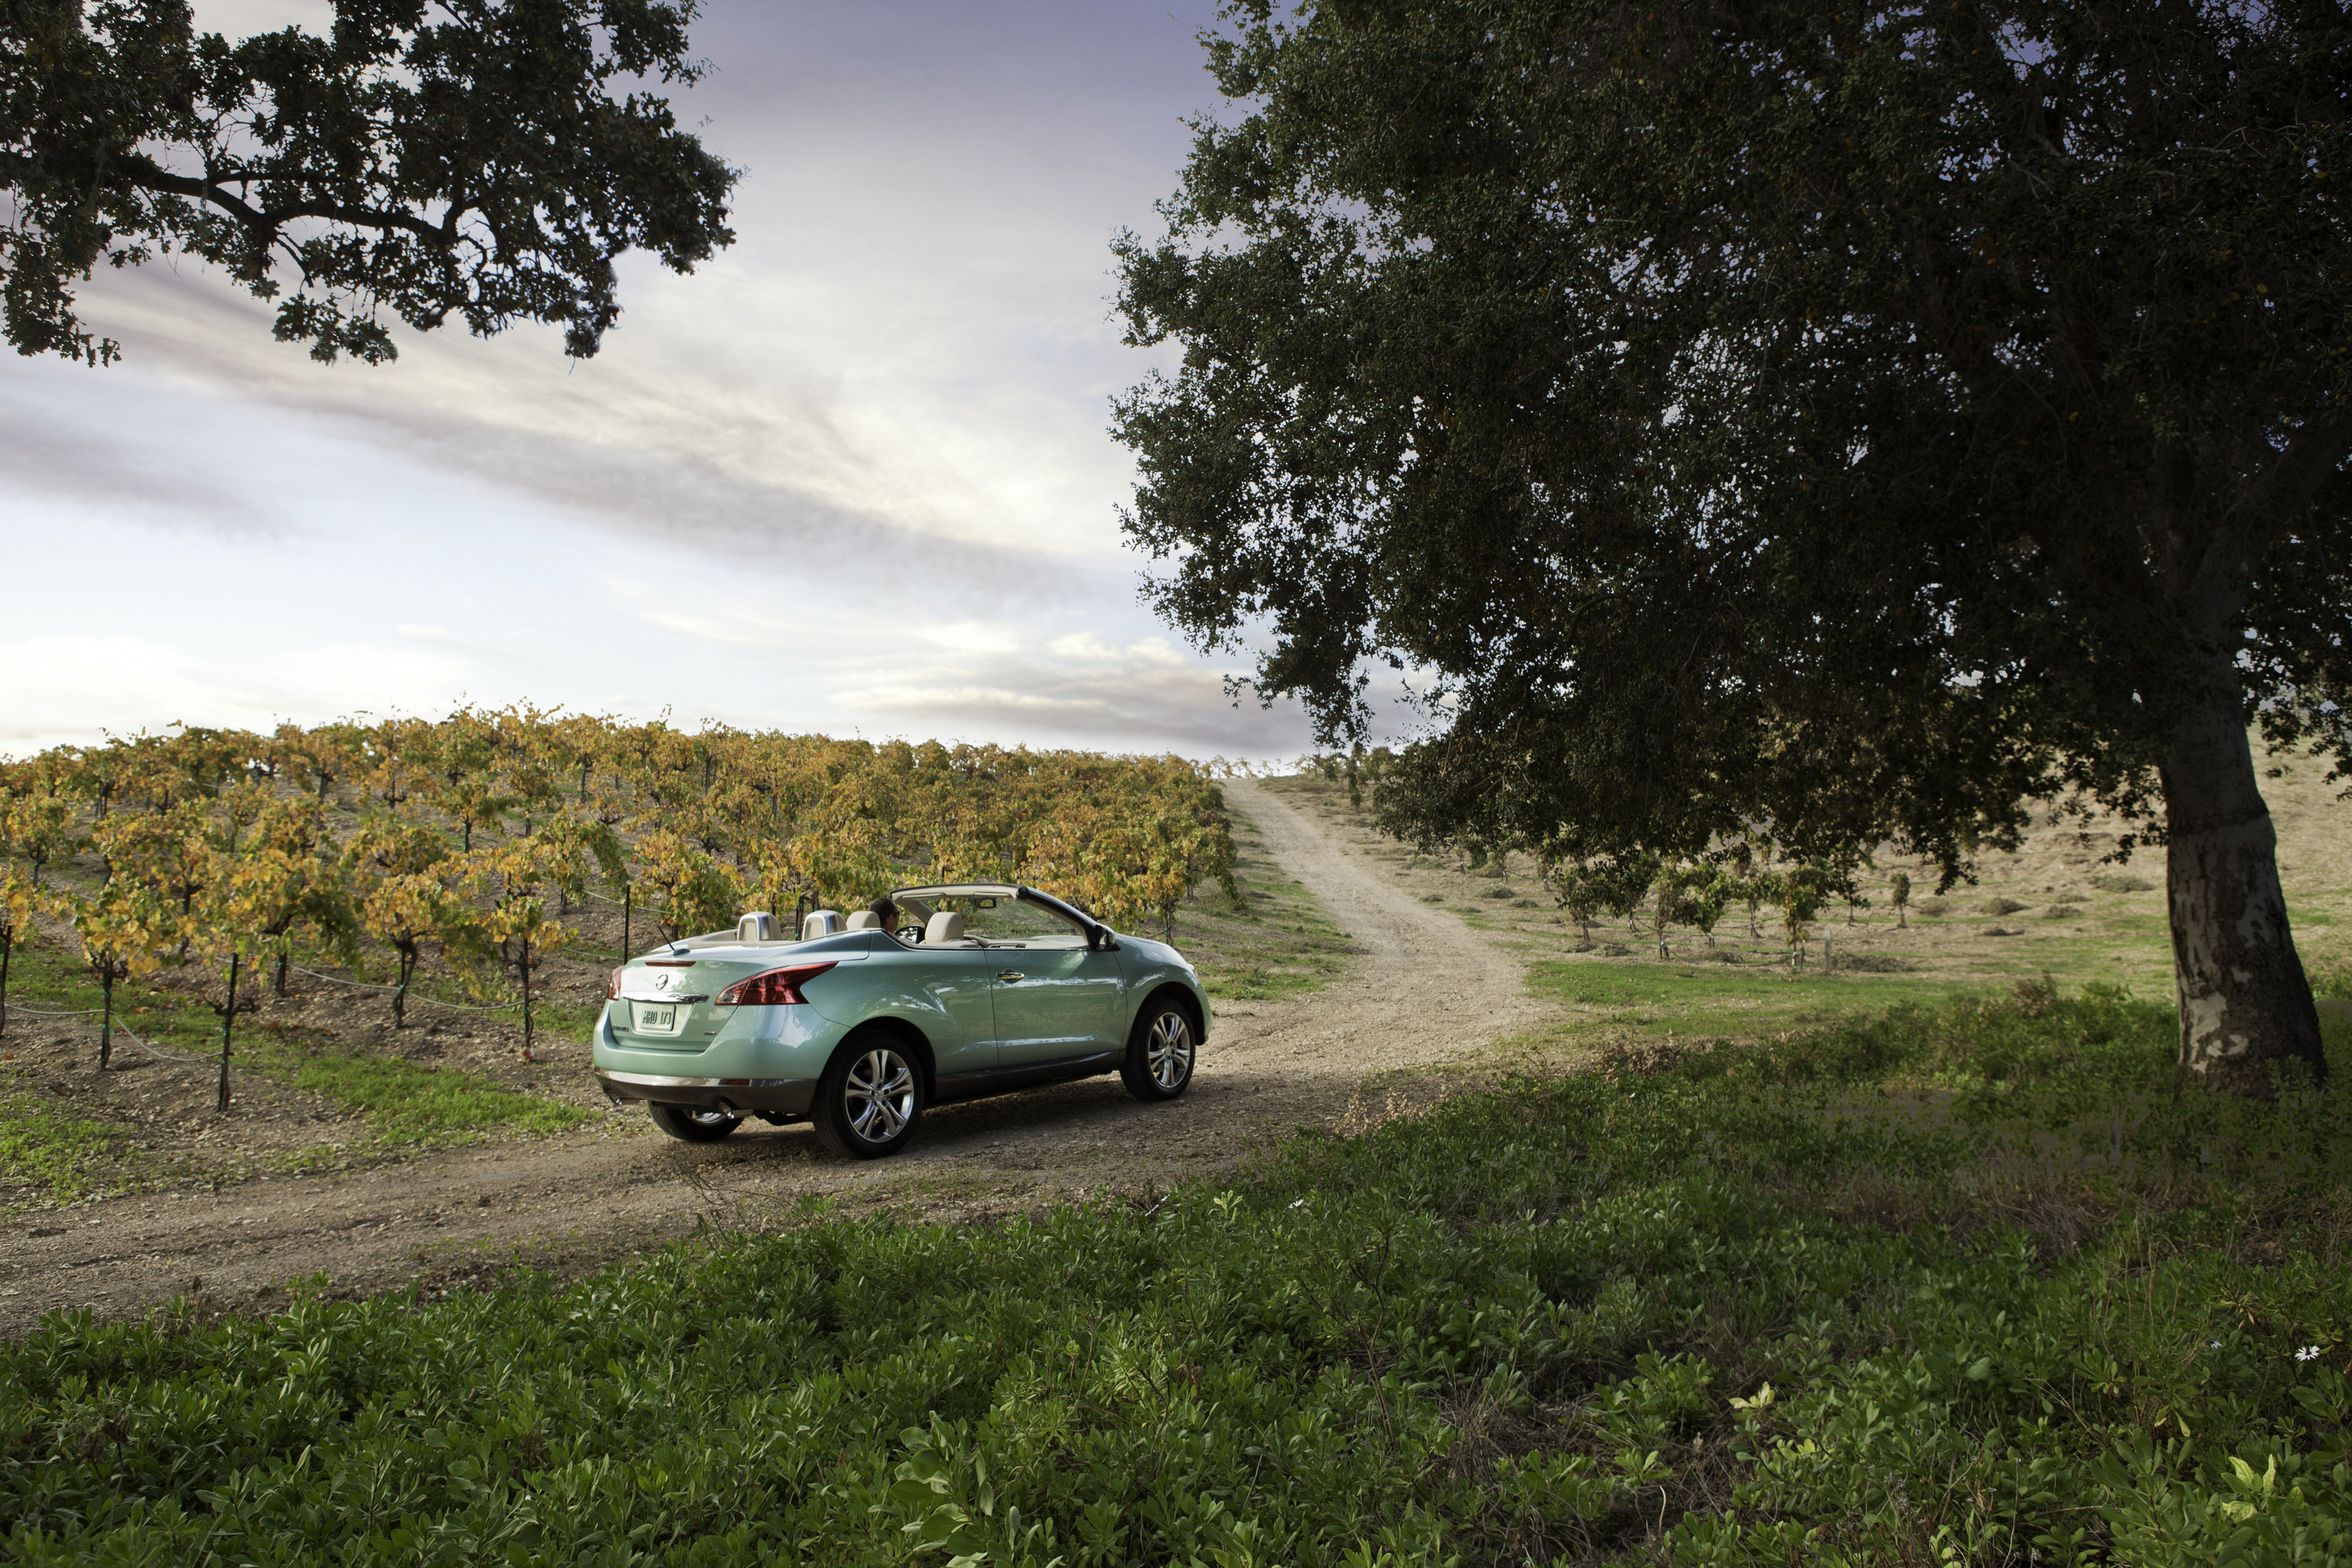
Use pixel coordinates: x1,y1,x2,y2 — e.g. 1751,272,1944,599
2,781,1558,1335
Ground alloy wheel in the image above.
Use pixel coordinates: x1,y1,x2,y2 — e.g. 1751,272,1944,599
844,1047,917,1142
1146,1011,1194,1091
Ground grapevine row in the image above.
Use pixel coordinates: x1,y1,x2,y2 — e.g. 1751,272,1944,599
0,710,1237,1105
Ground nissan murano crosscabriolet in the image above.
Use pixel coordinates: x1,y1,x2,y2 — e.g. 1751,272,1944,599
591,884,1209,1157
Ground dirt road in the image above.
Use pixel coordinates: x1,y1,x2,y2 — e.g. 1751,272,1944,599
2,780,1557,1336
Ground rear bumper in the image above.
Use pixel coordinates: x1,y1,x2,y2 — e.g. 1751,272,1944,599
594,1068,816,1118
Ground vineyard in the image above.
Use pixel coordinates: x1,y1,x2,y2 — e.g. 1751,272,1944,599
0,711,1237,1108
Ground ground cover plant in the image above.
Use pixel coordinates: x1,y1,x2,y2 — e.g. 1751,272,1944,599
7,982,2347,1565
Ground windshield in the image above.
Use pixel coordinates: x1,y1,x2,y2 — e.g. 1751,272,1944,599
896,892,1087,948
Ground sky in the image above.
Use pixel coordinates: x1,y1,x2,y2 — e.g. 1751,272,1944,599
0,0,1363,763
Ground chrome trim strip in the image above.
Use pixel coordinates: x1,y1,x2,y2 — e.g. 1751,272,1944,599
598,1069,798,1090
595,1067,818,1117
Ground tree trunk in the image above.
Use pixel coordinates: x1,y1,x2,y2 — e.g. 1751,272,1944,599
2161,681,2326,1096
519,937,535,1062
99,970,113,1070
216,952,241,1113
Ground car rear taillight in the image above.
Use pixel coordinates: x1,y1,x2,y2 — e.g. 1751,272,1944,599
715,962,837,1007
608,967,623,1000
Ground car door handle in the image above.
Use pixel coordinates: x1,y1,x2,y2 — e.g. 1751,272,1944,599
996,971,1025,982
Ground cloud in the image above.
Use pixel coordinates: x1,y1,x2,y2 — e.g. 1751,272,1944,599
0,633,471,757
830,633,1302,753
51,267,1109,609
0,377,279,535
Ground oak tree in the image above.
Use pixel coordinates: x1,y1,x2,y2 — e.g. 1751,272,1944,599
3,0,735,366
1116,0,2352,1094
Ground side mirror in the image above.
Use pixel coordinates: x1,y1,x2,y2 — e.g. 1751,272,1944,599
1090,927,1117,952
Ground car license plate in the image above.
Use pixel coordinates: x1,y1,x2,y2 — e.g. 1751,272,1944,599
633,1003,677,1033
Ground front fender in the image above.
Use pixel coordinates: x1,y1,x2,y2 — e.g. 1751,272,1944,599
1115,938,1212,1041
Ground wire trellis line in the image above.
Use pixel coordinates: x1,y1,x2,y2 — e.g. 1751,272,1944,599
112,1022,216,1066
292,965,523,1013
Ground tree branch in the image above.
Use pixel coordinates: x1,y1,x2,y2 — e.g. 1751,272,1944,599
117,154,463,250
2205,407,2352,589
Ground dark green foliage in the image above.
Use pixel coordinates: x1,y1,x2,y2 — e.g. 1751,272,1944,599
1,0,736,365
1116,0,2352,845
6,986,2351,1562
1113,0,2351,1091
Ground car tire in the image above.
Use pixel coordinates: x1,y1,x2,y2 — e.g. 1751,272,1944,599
812,1034,924,1158
648,1102,742,1143
1120,995,1196,1102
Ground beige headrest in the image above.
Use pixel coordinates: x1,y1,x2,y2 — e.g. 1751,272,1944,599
922,910,965,945
801,909,844,939
845,909,882,931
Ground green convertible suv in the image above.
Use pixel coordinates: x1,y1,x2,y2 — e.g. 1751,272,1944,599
592,883,1210,1158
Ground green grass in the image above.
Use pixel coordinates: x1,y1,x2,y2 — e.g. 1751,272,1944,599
527,996,604,1046
1530,956,1985,1040
0,1085,125,1204
7,982,2350,1565
256,1040,588,1145
2311,953,2352,1001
